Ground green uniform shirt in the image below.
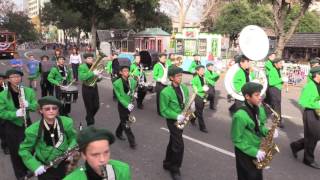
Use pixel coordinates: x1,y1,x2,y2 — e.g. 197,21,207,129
307,73,312,83
0,87,38,126
231,106,269,157
204,70,219,86
299,80,320,109
130,63,141,78
264,59,273,76
188,61,201,74
63,159,131,180
47,66,72,86
79,63,95,82
191,75,206,98
267,64,283,90
19,116,77,172
153,62,166,81
166,59,172,68
232,68,254,93
159,84,189,120
113,78,137,108
105,61,113,74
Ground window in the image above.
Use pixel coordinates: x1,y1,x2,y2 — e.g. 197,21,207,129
0,35,6,42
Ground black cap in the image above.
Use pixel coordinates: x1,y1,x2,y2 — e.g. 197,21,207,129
77,126,115,149
38,96,62,107
159,53,167,58
83,53,94,59
120,65,130,71
272,58,282,63
193,53,200,56
206,63,213,67
0,72,6,78
310,66,320,75
40,55,49,60
241,82,263,96
5,69,23,77
195,65,205,70
310,59,319,65
168,66,183,77
268,50,276,56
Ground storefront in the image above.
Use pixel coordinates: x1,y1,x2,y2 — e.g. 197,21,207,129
134,28,171,53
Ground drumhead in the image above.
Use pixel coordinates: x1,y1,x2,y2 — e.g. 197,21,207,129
61,85,78,92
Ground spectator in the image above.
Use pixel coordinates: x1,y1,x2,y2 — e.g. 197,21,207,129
9,53,24,72
69,47,82,81
26,54,40,89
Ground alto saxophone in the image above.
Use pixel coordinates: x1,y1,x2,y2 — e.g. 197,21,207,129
18,84,28,127
175,93,197,129
253,103,280,169
99,164,108,180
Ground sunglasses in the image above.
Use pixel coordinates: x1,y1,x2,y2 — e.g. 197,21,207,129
42,106,59,111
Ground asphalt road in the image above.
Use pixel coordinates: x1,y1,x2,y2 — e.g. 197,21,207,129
0,49,320,180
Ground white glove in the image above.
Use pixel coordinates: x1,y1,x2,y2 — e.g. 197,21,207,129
34,165,46,176
16,108,24,117
161,78,167,85
127,103,134,112
177,114,185,123
256,150,266,162
134,92,138,99
203,85,209,92
93,69,100,76
23,100,29,108
273,128,279,138
190,102,196,112
282,77,288,83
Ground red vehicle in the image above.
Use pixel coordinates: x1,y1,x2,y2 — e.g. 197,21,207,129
0,30,17,58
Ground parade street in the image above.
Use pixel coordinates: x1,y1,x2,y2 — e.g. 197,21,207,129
0,50,320,180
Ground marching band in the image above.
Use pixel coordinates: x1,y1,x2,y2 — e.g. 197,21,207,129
0,25,319,180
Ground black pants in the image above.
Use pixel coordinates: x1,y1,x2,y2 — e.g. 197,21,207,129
82,85,100,126
40,72,54,97
38,161,67,180
155,82,166,116
268,87,282,122
291,110,320,164
136,86,147,107
115,103,135,146
207,85,215,109
194,95,206,130
229,100,244,115
235,147,263,180
55,86,71,116
163,119,184,173
0,120,7,150
71,63,79,81
5,123,28,179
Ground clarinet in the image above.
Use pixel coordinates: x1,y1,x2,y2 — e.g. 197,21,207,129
18,84,28,127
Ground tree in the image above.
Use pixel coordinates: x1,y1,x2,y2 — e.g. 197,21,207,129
0,0,14,16
1,11,39,43
213,1,273,48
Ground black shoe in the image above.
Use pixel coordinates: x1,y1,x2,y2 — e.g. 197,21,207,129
163,165,170,171
200,128,208,133
190,120,196,126
278,122,284,129
3,147,9,155
130,143,137,149
137,104,144,109
290,143,298,158
303,161,320,169
116,134,126,141
170,171,182,180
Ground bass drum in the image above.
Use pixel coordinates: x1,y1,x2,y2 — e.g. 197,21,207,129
224,63,268,101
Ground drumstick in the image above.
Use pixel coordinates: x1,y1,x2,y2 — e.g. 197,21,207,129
64,79,76,89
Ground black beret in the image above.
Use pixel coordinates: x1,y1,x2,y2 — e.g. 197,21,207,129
40,55,49,60
38,96,62,107
241,82,263,96
206,63,213,67
0,72,6,78
193,53,200,56
120,65,130,71
310,59,319,65
168,66,183,77
77,126,115,149
83,53,94,59
268,50,276,56
57,56,65,60
310,66,320,75
272,58,282,63
159,53,167,57
195,65,205,70
5,69,23,77
236,54,250,63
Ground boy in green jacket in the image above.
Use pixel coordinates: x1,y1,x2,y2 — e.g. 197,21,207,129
0,72,9,154
19,96,77,179
307,58,319,83
231,82,278,180
188,53,201,74
63,126,131,180
265,58,284,128
205,63,220,110
113,66,137,149
160,66,191,180
48,56,73,115
263,51,276,105
0,69,38,179
290,66,320,169
191,65,209,133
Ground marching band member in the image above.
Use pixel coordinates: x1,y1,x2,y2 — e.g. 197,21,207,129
105,55,113,75
63,126,131,180
153,53,168,115
205,63,220,110
229,55,253,114
0,69,38,179
160,66,190,180
51,48,62,62
130,53,147,109
188,53,201,74
307,58,320,82
290,66,320,169
191,65,209,133
166,53,175,68
113,66,137,149
79,53,101,126
19,96,77,179
231,82,278,180
0,73,9,154
265,58,284,128
263,51,276,105
39,55,54,97
48,56,73,116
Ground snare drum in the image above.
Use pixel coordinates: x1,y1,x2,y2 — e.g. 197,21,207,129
60,85,78,104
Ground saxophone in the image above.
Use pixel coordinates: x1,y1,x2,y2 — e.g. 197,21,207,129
83,50,106,87
126,77,137,128
175,93,197,129
18,84,28,127
100,164,108,180
253,103,280,169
